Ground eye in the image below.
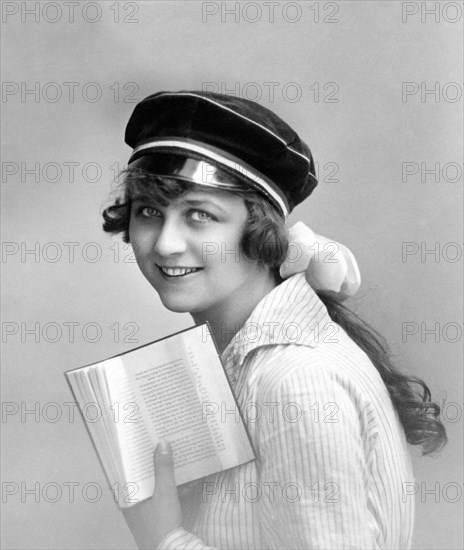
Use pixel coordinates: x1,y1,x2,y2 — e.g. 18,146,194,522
189,210,215,223
137,206,161,218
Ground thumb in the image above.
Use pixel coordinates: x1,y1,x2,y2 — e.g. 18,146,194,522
154,440,177,498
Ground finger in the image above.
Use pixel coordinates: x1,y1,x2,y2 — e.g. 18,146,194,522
154,440,177,499
154,441,183,529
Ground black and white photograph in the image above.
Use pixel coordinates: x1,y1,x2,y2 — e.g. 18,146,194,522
1,1,463,549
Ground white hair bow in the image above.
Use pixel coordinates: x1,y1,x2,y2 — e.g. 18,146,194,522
279,222,361,299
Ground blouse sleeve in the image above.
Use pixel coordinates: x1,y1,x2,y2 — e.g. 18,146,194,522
157,345,383,550
255,346,381,549
157,527,216,549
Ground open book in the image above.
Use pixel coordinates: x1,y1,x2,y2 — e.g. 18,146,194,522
65,323,255,508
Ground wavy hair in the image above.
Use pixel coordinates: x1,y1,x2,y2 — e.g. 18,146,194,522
102,167,447,456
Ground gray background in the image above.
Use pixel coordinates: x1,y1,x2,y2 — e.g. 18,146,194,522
1,1,463,548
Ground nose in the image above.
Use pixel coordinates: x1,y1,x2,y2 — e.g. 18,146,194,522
152,218,188,258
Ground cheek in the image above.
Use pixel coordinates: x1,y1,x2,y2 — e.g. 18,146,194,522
128,216,138,244
129,221,155,257
211,241,253,279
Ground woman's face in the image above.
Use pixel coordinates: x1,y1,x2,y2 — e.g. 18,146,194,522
128,186,268,317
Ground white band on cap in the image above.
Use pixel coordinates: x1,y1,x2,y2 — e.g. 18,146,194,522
131,139,289,217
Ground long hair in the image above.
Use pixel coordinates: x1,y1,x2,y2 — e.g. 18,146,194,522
102,167,447,456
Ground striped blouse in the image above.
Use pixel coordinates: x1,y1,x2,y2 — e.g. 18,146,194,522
159,273,415,549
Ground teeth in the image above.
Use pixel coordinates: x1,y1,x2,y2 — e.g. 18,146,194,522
160,267,199,277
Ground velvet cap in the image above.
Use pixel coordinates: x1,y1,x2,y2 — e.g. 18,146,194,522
125,91,318,217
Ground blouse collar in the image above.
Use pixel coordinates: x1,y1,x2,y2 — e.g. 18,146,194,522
221,273,333,382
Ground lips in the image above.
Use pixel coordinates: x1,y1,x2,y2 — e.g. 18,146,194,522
157,265,204,278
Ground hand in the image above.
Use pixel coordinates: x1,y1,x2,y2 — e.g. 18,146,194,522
122,441,182,549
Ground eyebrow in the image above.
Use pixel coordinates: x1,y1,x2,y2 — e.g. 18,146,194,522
131,195,228,214
131,194,156,203
182,198,227,214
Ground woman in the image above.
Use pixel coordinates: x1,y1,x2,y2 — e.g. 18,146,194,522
102,91,446,549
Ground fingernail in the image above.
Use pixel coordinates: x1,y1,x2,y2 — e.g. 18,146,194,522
158,440,171,454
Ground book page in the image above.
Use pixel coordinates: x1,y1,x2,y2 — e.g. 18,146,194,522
179,326,255,469
102,358,156,504
66,367,123,490
123,348,222,485
67,360,155,507
123,325,255,485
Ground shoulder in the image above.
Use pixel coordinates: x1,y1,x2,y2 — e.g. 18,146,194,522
242,325,396,439
248,324,386,402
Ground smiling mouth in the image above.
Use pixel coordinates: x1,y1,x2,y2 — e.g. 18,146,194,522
157,265,204,278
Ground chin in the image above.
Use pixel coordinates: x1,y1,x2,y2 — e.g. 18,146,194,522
158,295,198,314
161,296,214,317
160,300,192,313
